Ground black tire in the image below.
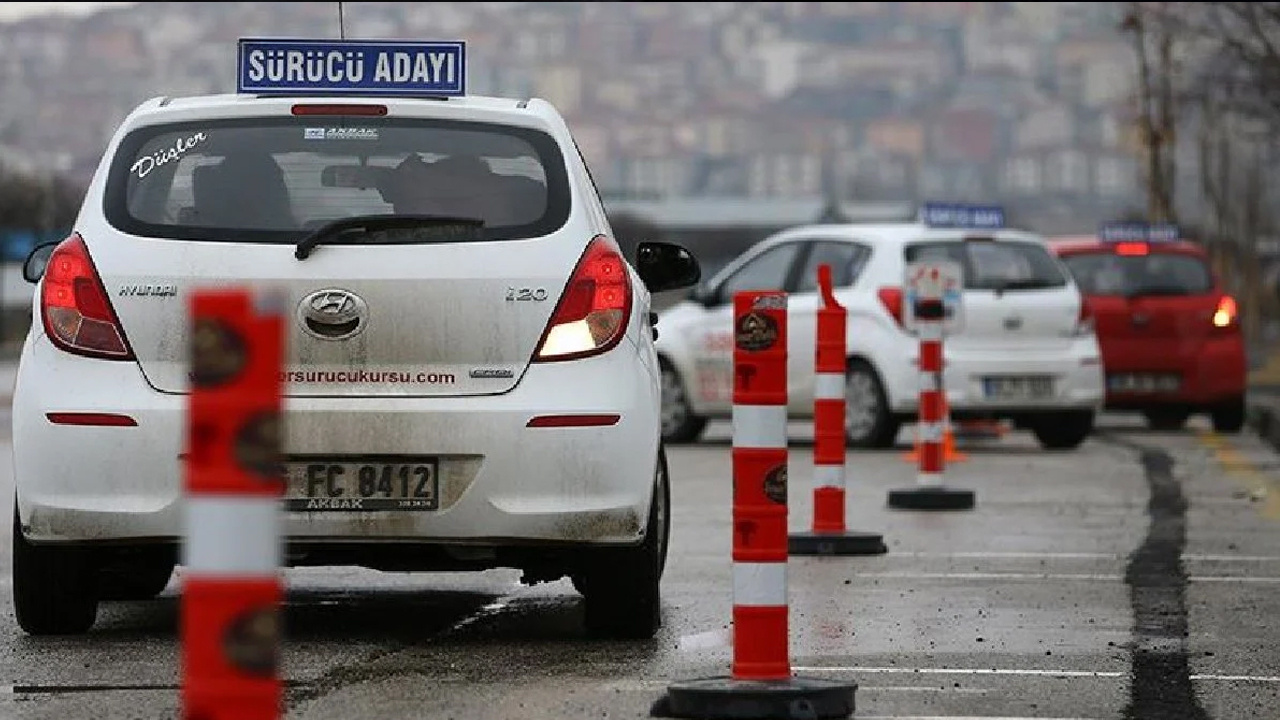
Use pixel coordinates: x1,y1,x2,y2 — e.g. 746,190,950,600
1211,396,1246,434
12,505,99,635
99,552,176,601
576,445,669,640
1143,408,1190,431
845,360,900,449
1030,410,1095,450
658,357,707,445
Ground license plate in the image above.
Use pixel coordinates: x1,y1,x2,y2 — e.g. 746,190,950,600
284,460,439,512
1107,373,1181,393
983,376,1054,400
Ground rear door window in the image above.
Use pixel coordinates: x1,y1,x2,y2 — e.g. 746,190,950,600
104,117,570,244
1060,252,1213,297
904,240,1068,291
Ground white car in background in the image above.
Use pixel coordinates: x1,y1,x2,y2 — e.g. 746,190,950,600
655,209,1105,450
10,39,701,639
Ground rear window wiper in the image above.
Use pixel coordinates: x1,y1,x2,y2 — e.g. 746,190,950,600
294,214,485,260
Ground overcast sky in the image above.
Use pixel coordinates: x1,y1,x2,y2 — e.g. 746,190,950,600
0,2,135,23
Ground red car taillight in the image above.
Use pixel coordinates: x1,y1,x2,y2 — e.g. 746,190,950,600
532,235,632,362
41,233,134,360
877,286,905,328
1213,295,1238,330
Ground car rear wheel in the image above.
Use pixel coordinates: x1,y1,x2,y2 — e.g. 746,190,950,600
575,445,669,640
1143,408,1190,431
12,504,100,635
1211,396,1246,434
659,358,707,445
846,360,899,449
1030,410,1094,450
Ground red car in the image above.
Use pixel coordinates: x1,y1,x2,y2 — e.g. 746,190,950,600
1049,227,1246,433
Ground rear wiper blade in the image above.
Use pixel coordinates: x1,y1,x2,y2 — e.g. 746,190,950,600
294,214,485,260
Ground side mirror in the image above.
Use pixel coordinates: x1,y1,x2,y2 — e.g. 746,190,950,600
635,241,701,294
23,241,59,284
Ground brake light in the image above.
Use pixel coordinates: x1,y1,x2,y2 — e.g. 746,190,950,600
291,103,388,116
1115,242,1149,256
877,286,905,327
1074,297,1095,336
533,235,632,362
1213,295,1238,328
40,233,134,360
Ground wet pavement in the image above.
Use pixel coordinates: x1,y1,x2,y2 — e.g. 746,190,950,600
1,414,1278,720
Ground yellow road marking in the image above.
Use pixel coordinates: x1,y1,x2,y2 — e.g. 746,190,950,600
1197,431,1280,520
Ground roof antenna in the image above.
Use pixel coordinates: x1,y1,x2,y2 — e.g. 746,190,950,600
337,1,346,40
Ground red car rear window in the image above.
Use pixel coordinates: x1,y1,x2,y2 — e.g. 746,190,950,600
1060,251,1213,297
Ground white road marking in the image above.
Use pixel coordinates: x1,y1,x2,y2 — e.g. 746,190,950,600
840,571,1280,583
795,667,1280,683
794,666,1124,679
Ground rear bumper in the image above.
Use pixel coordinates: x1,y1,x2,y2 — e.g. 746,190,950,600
14,334,660,548
1101,335,1246,409
886,338,1105,415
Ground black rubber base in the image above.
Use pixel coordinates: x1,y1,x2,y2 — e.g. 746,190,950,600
788,530,887,556
652,676,856,719
886,486,976,511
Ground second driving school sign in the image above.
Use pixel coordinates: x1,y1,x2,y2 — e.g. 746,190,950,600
237,39,466,96
904,260,963,335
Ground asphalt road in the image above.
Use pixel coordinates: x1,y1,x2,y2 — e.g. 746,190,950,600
1,411,1278,720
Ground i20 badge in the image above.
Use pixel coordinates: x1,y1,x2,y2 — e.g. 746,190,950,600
298,288,368,341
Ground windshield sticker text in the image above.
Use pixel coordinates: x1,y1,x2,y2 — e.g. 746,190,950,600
303,127,379,141
132,132,207,179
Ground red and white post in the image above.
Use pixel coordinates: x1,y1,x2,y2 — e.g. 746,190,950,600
657,290,856,720
728,290,790,680
887,283,975,511
789,264,886,556
181,288,286,720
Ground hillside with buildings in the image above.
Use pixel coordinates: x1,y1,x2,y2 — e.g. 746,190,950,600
0,2,1145,233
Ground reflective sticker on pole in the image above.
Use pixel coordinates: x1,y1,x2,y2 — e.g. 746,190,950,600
731,289,790,682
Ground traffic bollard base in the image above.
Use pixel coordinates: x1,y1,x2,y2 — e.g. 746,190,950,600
653,675,856,720
788,530,887,556
886,486,976,511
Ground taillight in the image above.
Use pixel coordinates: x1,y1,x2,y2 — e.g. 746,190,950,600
1074,297,1095,336
533,235,632,362
1213,295,1238,329
40,233,134,360
1115,242,1149,256
877,286,905,327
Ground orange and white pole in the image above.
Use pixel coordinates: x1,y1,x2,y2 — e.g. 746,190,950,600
181,288,286,720
729,290,790,680
656,289,856,718
789,265,886,556
888,277,974,512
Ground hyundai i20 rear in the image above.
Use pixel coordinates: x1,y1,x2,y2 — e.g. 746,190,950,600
11,88,699,638
1050,232,1246,433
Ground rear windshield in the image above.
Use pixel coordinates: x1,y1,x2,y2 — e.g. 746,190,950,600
903,239,1068,291
1060,251,1214,297
103,117,570,243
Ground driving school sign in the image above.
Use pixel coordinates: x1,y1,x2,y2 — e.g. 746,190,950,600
904,259,963,335
237,39,466,96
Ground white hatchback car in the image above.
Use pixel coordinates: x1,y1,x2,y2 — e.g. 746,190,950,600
11,40,701,639
656,215,1104,450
